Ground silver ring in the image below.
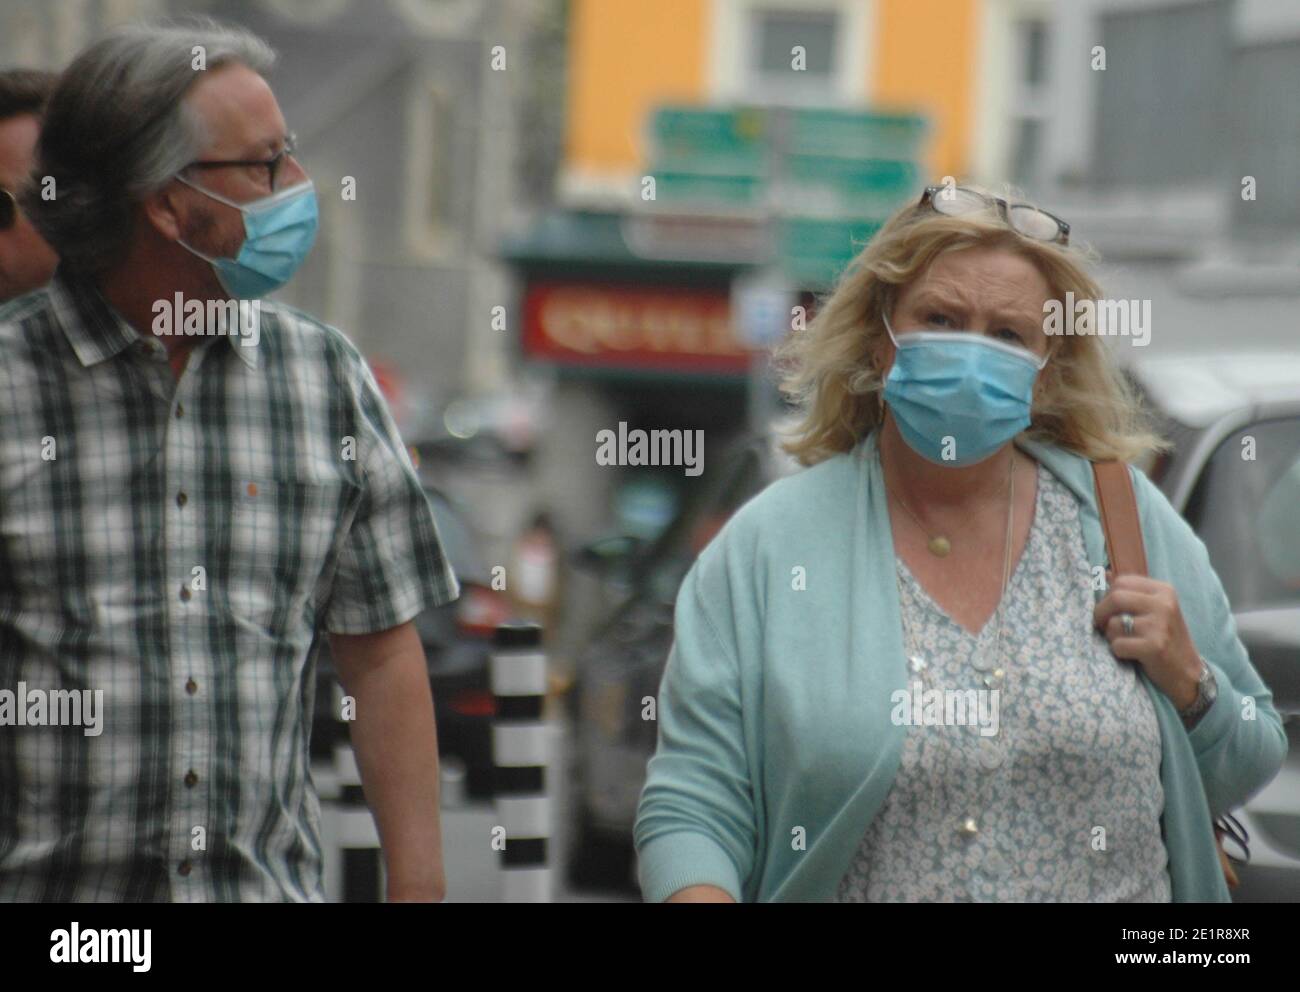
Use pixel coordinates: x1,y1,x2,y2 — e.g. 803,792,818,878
1120,612,1135,637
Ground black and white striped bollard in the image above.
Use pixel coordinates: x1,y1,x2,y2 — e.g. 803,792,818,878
491,622,551,902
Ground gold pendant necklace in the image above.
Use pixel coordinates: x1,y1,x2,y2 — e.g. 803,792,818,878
926,535,951,557
885,452,1014,558
885,481,954,557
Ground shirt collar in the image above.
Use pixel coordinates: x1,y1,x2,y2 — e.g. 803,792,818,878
49,269,139,367
224,311,260,369
49,269,260,370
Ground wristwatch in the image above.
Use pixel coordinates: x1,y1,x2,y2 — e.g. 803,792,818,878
1178,658,1218,730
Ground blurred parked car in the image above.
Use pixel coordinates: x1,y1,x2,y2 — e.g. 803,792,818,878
566,429,800,889
312,481,511,801
1130,351,1300,902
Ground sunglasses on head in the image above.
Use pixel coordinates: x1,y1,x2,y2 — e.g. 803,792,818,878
918,185,1070,245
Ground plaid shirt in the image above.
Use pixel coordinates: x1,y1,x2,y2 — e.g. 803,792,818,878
0,272,458,902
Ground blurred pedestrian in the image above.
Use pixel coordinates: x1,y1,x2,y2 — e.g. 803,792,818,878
509,510,563,633
0,68,59,302
0,18,458,902
635,184,1286,903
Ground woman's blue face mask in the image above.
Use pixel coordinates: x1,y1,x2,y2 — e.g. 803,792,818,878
880,309,1049,467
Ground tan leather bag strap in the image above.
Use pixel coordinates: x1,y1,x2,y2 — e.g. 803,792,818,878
1091,459,1240,887
1092,460,1148,577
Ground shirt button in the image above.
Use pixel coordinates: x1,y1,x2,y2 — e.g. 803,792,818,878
175,403,184,418
179,585,192,602
958,817,979,838
184,770,198,788
178,860,192,876
185,678,198,695
978,739,1004,769
176,491,188,508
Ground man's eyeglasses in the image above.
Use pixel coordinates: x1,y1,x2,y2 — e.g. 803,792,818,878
918,185,1070,245
182,132,299,191
0,188,17,231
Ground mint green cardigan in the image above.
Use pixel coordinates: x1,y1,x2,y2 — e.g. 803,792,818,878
634,431,1287,902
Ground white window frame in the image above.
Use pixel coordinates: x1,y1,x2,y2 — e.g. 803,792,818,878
387,0,483,36
403,75,458,260
708,0,873,106
260,0,352,26
1040,0,1242,271
970,0,1052,188
1043,0,1232,192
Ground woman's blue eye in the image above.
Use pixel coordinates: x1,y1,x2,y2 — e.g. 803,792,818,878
993,328,1026,344
925,312,953,327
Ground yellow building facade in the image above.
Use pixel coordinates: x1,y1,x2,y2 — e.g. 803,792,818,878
561,0,1051,201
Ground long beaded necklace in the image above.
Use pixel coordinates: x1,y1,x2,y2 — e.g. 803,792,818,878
892,455,1018,843
893,451,1016,701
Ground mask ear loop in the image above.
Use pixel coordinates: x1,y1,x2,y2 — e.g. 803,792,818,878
876,308,902,422
172,173,240,265
174,172,243,210
880,308,902,349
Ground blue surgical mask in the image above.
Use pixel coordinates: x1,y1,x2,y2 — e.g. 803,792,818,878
175,176,318,299
881,311,1047,467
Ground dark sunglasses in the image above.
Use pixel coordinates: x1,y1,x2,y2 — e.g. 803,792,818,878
918,185,1070,245
0,188,16,231
182,132,299,191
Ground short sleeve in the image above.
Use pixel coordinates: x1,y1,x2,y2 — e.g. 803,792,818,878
322,359,459,634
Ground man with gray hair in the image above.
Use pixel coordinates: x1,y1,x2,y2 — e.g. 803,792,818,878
0,19,458,902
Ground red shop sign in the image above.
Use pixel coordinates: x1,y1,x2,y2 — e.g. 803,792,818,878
521,281,752,374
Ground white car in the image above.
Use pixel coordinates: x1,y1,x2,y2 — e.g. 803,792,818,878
1130,351,1300,902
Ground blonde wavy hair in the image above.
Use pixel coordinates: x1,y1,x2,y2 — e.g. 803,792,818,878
773,185,1168,466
